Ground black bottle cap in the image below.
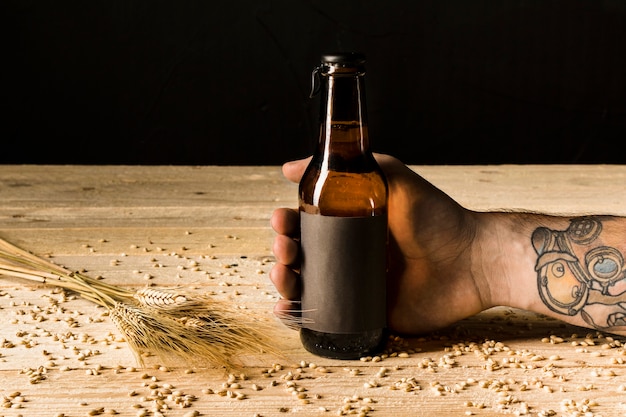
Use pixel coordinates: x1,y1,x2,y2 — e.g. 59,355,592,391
310,52,366,97
321,52,366,66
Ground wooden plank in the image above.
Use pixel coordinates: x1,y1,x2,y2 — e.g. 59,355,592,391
2,165,625,216
413,164,626,215
0,227,276,257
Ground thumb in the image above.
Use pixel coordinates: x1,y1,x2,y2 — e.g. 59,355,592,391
282,157,312,183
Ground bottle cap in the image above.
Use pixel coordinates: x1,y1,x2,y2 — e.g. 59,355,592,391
321,52,366,66
310,52,366,98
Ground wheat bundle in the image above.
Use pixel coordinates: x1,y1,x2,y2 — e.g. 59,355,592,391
0,237,283,369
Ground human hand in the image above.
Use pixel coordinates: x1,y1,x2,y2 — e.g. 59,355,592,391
270,154,489,335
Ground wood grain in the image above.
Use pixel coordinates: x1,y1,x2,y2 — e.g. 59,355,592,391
1,164,625,417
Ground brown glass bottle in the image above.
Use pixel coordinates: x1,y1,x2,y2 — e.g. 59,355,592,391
298,52,388,359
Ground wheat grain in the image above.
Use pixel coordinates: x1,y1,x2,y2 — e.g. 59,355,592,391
0,236,284,370
133,288,189,309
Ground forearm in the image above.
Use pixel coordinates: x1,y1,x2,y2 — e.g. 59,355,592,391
475,212,626,336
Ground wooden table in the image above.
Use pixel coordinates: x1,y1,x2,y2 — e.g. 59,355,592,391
1,164,625,417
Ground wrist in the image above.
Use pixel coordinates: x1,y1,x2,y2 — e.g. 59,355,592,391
471,212,571,312
471,212,626,337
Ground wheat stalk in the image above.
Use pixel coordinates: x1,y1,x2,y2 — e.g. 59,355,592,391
0,237,283,369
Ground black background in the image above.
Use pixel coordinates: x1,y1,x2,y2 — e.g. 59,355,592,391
4,1,626,165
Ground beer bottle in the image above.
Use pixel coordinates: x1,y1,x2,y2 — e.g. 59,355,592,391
299,52,388,359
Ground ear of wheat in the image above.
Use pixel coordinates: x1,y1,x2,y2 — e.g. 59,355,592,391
0,237,283,370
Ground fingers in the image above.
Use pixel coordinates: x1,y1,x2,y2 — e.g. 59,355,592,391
271,208,300,237
270,207,301,300
373,153,416,182
272,234,299,265
269,263,301,300
273,298,302,330
282,157,311,183
267,156,309,327
270,263,302,329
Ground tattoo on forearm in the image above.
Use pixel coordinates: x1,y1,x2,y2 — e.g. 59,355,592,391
532,217,626,331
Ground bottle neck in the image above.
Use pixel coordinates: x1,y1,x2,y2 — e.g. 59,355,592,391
317,68,370,161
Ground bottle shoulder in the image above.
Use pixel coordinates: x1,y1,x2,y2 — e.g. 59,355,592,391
299,162,387,216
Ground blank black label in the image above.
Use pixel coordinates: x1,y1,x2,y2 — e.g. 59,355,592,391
300,212,387,333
